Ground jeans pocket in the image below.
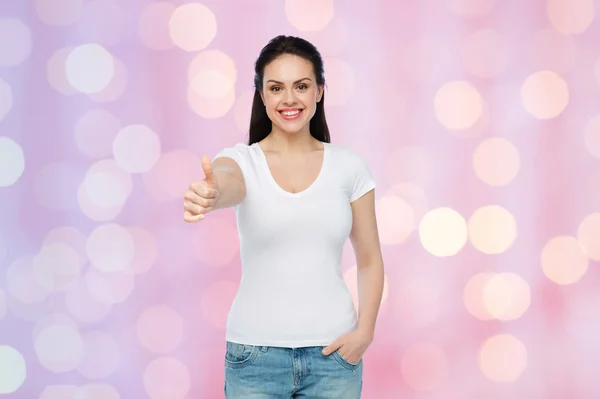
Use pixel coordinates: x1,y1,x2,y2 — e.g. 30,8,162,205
332,350,362,370
224,341,259,369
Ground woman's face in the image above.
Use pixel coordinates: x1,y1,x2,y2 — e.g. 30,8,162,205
261,54,324,136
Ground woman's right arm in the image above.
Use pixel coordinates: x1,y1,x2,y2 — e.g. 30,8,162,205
211,157,246,210
183,156,245,222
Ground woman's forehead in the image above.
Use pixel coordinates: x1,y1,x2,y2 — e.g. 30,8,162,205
264,54,314,81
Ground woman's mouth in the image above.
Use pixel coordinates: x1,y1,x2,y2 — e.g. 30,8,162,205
278,109,303,120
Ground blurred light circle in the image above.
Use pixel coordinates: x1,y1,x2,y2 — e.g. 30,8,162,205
128,227,157,275
547,0,595,35
530,29,576,74
190,70,234,99
419,207,468,257
468,205,517,254
0,137,25,187
113,124,161,173
463,272,495,321
192,217,239,267
7,256,51,304
136,305,184,353
40,385,78,399
86,223,134,273
169,3,216,52
76,331,121,379
461,29,509,78
200,281,238,329
65,43,115,94
43,226,87,269
473,137,520,186
0,17,33,67
34,324,84,373
322,58,354,106
139,2,175,51
36,0,83,26
33,162,82,212
75,109,121,159
77,183,124,221
521,70,569,119
47,47,79,95
75,383,120,399
482,272,531,321
0,78,12,122
88,57,128,103
384,182,429,223
375,196,415,245
82,159,132,209
188,84,235,119
188,50,237,83
479,334,528,382
541,236,588,285
583,114,600,160
577,213,600,260
285,0,334,31
33,242,81,292
401,344,448,390
435,81,483,130
300,16,350,56
65,279,113,324
85,268,135,304
143,357,191,399
32,313,79,343
0,346,26,394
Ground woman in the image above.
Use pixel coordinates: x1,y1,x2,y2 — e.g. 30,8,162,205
183,35,384,399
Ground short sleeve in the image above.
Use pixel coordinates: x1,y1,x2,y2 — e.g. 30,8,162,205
213,143,248,175
350,152,376,202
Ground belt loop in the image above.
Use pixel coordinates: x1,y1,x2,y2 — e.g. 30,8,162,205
262,346,268,352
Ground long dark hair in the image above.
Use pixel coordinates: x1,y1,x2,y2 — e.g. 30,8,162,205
248,35,330,145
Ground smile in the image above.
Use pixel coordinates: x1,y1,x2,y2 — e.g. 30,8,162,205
278,109,303,120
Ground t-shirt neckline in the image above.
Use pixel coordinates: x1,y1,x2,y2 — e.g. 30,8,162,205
253,142,329,198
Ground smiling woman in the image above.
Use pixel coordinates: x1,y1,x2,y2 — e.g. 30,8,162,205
183,35,385,399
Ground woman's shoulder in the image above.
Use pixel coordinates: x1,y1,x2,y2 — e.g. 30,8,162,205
325,142,369,163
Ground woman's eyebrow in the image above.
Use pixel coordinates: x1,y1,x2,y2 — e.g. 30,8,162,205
266,78,312,84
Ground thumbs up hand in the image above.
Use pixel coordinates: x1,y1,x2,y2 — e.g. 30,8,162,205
183,156,219,222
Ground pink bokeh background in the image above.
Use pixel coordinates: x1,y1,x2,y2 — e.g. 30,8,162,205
1,0,600,398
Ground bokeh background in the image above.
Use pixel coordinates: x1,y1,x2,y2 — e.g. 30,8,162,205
1,0,600,398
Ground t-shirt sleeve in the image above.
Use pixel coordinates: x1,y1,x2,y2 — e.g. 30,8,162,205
350,151,376,202
212,143,248,176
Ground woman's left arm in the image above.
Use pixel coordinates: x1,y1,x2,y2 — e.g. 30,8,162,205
322,189,384,362
349,189,385,340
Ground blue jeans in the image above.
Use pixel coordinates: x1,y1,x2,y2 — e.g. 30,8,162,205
224,341,363,398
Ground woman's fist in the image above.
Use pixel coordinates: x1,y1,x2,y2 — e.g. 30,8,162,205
184,156,218,222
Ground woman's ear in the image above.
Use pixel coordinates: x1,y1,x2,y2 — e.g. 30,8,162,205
317,85,324,102
260,90,265,106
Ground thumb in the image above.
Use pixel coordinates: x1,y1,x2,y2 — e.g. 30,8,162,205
322,340,342,356
202,156,215,187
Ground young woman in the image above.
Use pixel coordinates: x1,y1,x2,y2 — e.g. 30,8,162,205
183,35,384,399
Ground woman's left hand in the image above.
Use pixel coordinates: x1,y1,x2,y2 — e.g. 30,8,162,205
321,329,373,364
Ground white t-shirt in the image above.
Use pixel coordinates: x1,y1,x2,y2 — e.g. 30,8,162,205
213,141,376,348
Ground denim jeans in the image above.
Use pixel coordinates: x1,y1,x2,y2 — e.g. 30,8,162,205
224,341,363,398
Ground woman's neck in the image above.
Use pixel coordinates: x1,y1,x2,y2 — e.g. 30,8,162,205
261,129,320,153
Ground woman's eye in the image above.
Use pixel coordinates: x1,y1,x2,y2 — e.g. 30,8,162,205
297,84,307,90
271,86,281,92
